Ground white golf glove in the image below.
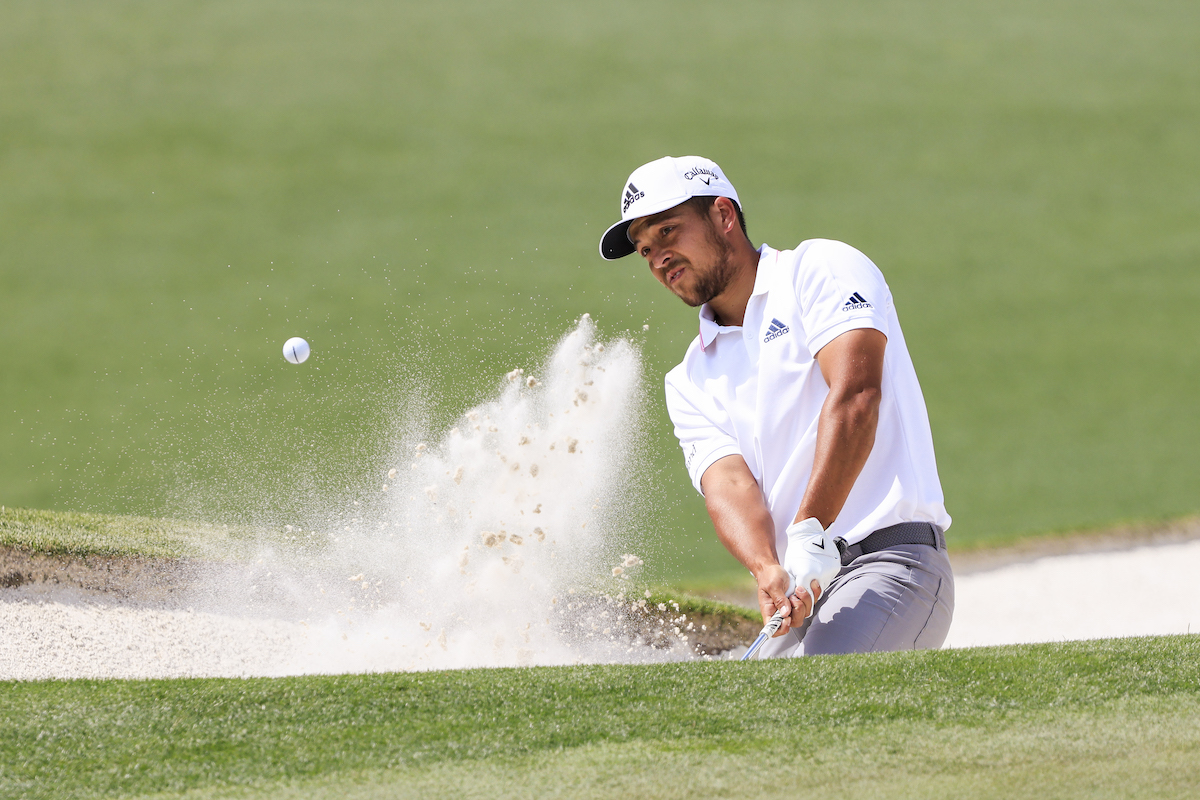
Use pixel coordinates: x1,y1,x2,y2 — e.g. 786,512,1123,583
782,517,842,616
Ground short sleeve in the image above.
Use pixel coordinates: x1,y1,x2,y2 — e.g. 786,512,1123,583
664,368,742,495
794,240,891,355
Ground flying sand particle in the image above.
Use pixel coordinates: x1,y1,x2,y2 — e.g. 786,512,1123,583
15,317,691,679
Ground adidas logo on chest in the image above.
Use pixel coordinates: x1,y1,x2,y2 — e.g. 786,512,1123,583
763,317,790,343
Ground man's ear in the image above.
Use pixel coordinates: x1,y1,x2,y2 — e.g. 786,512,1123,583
711,196,740,236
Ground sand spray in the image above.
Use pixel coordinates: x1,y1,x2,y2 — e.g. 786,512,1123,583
2,316,704,679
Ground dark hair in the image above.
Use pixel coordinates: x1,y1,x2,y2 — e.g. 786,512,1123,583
683,195,748,238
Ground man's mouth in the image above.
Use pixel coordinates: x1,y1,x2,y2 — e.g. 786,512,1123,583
666,264,686,285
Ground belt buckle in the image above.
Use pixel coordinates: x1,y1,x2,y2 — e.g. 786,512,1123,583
834,536,851,566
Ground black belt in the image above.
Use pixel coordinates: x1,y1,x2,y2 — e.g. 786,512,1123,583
834,521,945,567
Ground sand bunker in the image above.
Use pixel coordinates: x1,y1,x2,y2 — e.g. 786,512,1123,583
944,536,1200,648
0,585,753,680
3,535,1197,680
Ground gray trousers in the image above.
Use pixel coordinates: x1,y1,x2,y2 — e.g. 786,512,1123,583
756,543,955,658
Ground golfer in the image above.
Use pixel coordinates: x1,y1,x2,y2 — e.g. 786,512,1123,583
600,156,954,656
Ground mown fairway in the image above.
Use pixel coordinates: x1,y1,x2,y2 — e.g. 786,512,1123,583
3,0,1199,584
3,636,1198,799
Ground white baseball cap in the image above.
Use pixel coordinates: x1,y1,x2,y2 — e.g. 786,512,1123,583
599,156,741,260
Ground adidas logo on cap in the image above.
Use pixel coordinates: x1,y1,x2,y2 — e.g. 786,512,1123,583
600,156,742,261
622,182,645,213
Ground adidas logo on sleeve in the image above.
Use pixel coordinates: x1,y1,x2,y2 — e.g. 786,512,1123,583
763,318,791,343
842,292,872,311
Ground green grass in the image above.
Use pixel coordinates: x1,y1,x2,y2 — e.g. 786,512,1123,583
0,505,267,561
3,0,1200,584
3,636,1198,799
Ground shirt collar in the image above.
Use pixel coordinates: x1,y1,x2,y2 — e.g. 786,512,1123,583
697,245,777,349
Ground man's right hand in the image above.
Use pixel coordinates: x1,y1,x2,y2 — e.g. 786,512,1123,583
756,563,820,636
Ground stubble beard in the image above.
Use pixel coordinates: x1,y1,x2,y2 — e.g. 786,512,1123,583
673,224,736,308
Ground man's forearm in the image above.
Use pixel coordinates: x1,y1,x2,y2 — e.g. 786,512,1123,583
702,454,823,628
796,328,887,529
795,384,881,528
701,457,779,580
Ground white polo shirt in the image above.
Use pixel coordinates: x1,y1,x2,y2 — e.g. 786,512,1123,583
664,239,951,551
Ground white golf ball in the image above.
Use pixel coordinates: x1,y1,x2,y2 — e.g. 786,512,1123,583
282,337,310,364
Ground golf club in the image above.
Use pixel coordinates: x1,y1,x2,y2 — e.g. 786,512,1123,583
740,575,796,661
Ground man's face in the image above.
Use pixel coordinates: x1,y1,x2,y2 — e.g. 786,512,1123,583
628,201,736,308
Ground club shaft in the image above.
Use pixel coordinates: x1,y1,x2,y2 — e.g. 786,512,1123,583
740,609,787,661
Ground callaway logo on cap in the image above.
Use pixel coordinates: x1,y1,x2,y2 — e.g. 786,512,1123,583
599,156,741,260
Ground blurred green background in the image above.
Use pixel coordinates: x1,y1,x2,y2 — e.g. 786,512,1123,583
2,0,1198,585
